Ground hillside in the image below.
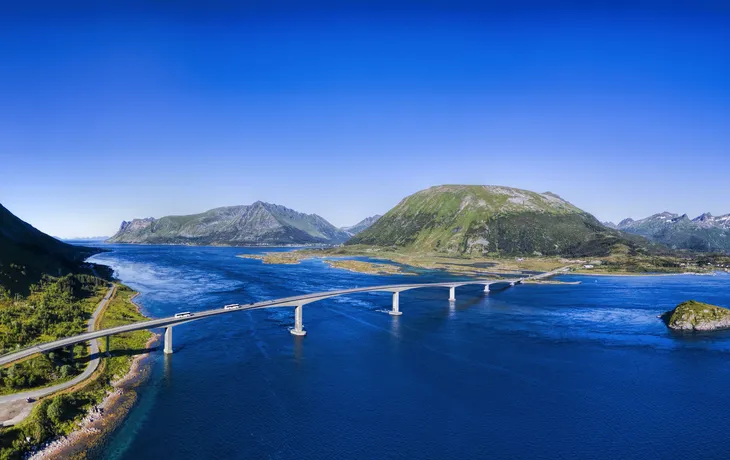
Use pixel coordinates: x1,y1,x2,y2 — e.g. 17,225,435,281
108,201,350,246
0,203,100,294
617,212,730,252
341,215,382,236
347,185,657,257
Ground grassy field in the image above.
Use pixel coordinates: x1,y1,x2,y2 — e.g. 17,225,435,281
238,245,722,278
322,259,414,275
0,285,153,460
238,252,415,275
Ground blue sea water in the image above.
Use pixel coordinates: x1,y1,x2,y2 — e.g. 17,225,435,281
85,245,730,459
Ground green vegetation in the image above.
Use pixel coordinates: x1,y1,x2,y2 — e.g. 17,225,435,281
0,285,153,460
238,252,414,275
107,201,350,246
249,243,718,277
322,259,413,275
347,185,663,258
0,274,107,394
661,300,730,331
237,253,303,264
97,286,152,378
0,203,104,296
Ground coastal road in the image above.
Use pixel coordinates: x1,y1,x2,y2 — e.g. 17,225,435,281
0,285,114,426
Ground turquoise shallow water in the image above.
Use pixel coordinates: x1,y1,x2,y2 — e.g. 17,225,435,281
85,245,730,459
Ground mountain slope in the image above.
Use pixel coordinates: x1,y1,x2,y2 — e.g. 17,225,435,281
108,201,350,246
0,203,100,293
341,215,382,236
347,185,655,257
617,212,730,252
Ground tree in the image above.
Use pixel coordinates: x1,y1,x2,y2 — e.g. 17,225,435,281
59,365,73,378
46,394,73,425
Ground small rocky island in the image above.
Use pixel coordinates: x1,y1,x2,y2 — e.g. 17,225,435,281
661,300,730,331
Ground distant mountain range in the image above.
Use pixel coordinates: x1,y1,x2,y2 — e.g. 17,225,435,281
341,215,381,236
611,212,730,252
347,185,658,257
103,187,730,256
108,201,351,246
0,203,100,293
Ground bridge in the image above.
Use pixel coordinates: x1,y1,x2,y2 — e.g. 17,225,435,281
0,268,567,367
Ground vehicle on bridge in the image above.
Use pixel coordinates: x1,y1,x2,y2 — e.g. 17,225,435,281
0,268,568,367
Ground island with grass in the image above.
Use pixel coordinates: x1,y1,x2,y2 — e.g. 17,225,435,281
661,300,730,331
237,252,414,276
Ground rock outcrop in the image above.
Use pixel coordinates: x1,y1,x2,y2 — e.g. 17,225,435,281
661,300,730,331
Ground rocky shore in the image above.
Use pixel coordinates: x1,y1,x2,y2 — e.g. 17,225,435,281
28,294,158,459
661,300,730,331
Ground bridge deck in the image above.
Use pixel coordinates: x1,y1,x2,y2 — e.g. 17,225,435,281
0,268,568,366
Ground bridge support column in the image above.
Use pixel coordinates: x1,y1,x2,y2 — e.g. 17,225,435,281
105,335,111,356
291,304,307,336
449,286,456,302
164,327,173,354
389,291,402,316
484,284,490,293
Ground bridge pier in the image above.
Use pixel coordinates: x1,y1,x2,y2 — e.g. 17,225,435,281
389,291,402,316
164,327,173,354
449,286,456,302
291,304,307,336
105,335,111,356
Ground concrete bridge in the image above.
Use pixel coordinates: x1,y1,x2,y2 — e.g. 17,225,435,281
0,268,567,367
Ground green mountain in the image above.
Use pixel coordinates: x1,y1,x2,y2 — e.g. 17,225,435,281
347,185,656,257
108,201,351,246
617,212,730,253
0,203,100,294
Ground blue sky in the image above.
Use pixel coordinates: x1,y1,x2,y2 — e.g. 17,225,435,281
1,2,729,237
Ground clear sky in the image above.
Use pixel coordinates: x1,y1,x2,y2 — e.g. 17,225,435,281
1,1,729,238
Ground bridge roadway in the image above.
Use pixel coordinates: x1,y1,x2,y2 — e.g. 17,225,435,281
0,268,567,367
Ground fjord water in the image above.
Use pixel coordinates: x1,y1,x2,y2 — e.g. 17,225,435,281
87,245,730,459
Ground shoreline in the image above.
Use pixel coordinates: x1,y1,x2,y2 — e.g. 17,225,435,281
29,292,158,460
239,249,718,279
569,271,715,277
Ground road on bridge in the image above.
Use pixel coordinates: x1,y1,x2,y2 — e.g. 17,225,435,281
0,265,572,425
0,267,570,371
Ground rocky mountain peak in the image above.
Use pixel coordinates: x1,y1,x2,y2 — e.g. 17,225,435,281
341,215,382,235
693,212,713,222
108,202,349,246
